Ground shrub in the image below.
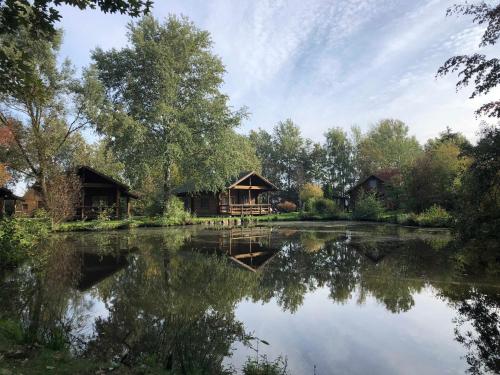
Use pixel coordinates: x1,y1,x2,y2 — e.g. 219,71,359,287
299,183,323,202
0,217,50,267
352,192,385,221
163,196,191,224
304,197,339,216
415,205,452,227
277,201,297,213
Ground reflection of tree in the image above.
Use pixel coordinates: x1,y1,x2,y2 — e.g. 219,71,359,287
440,285,500,375
1,224,498,374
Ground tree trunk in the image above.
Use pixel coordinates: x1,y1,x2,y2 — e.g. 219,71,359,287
163,164,172,211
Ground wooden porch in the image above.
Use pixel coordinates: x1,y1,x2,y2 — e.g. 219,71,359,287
219,203,272,215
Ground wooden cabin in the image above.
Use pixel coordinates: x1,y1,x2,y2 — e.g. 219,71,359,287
175,171,278,216
348,169,401,209
0,187,22,218
18,166,138,219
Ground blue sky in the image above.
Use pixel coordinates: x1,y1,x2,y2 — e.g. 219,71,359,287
57,0,500,143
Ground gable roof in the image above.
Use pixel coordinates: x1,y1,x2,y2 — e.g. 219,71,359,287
0,187,23,200
174,171,278,195
348,168,401,193
76,165,139,199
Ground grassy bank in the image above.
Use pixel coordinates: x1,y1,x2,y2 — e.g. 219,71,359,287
53,209,451,233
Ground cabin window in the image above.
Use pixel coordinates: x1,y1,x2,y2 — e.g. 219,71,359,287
22,203,28,211
37,200,44,209
368,179,377,189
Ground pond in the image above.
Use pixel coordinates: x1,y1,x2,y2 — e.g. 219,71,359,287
1,222,499,374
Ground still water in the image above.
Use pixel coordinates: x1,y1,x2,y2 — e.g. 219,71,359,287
1,222,499,374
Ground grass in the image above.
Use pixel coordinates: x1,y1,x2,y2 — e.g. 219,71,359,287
53,208,452,233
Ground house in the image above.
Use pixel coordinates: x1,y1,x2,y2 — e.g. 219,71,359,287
348,169,401,209
0,187,22,218
175,171,278,216
18,166,138,219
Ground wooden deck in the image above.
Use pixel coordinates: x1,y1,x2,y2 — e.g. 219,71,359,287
219,203,272,216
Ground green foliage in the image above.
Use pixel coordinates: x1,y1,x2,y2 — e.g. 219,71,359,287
323,127,356,196
299,183,323,202
455,125,500,240
352,192,385,221
355,119,422,177
304,197,339,217
243,355,289,375
414,205,452,228
163,196,191,224
0,217,50,266
96,205,114,222
87,15,252,207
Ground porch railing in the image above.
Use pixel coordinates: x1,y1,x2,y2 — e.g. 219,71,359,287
219,203,272,216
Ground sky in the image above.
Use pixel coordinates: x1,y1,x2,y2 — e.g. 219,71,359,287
56,0,500,144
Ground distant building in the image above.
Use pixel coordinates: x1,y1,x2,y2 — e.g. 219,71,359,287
348,169,401,209
0,187,22,218
18,166,138,219
175,171,278,216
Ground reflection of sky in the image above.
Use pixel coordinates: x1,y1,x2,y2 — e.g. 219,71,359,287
229,286,466,375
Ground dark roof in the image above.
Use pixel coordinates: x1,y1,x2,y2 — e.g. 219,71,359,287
0,187,23,200
174,171,278,195
76,166,139,199
348,168,401,193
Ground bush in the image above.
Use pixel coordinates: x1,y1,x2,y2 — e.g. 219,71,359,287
0,217,50,267
277,201,297,213
163,196,191,224
415,205,452,227
299,183,323,202
304,197,339,216
352,193,385,221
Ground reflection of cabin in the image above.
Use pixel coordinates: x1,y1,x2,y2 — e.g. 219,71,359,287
0,187,22,218
220,227,280,272
175,171,278,216
18,166,138,219
77,252,129,291
348,169,401,209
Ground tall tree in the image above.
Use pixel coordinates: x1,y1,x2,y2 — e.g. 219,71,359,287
355,119,421,177
0,0,151,92
86,16,249,208
0,30,88,201
437,2,500,239
323,127,356,197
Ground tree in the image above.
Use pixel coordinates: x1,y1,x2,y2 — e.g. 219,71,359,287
455,125,500,240
45,172,81,224
0,30,89,202
323,127,356,197
299,183,323,203
355,119,421,177
73,139,126,182
437,2,500,117
406,140,469,212
0,0,151,93
86,16,249,209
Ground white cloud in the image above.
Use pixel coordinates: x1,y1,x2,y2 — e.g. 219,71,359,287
54,0,500,145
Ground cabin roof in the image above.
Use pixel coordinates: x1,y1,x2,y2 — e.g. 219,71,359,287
0,187,23,200
348,168,401,193
174,171,278,195
76,166,139,199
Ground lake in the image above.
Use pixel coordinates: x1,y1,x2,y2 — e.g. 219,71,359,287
1,222,499,374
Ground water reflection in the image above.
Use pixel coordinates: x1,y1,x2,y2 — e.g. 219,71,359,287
0,223,498,374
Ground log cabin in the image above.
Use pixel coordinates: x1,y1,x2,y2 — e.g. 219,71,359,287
348,168,401,209
18,166,138,219
175,171,278,216
0,187,22,218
